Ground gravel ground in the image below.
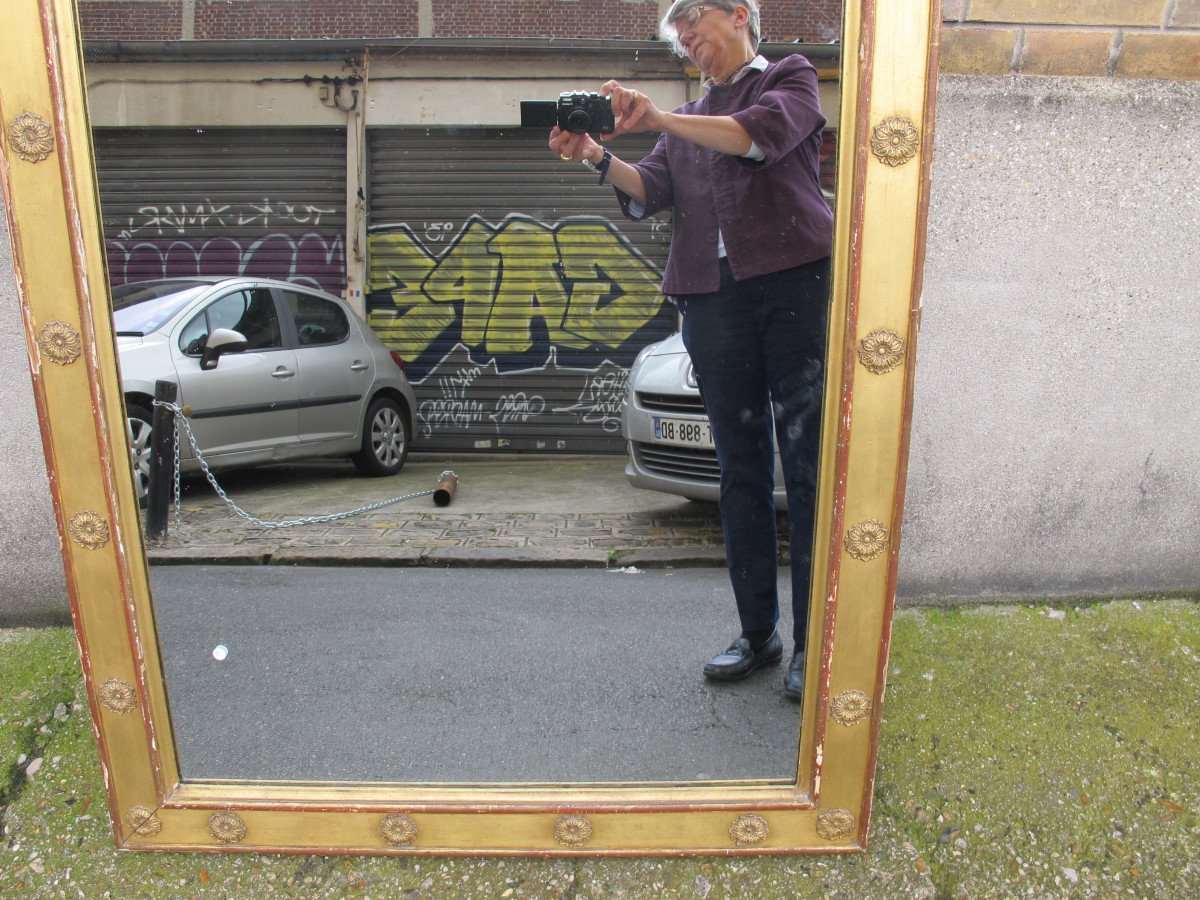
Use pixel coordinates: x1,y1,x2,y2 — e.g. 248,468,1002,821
2,598,1197,898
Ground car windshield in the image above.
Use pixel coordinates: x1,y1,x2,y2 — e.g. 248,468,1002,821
111,281,212,336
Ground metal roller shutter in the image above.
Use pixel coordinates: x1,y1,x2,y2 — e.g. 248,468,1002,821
366,127,675,454
94,128,347,295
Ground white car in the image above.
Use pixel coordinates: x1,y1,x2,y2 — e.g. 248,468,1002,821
621,332,787,509
112,277,416,500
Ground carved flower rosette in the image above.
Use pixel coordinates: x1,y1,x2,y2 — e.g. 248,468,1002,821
98,678,137,715
380,814,418,846
554,814,593,847
870,116,919,167
7,112,55,163
208,812,247,844
729,813,770,847
37,320,82,366
816,808,856,841
857,329,906,375
126,805,162,836
831,689,873,726
68,510,110,549
844,519,889,561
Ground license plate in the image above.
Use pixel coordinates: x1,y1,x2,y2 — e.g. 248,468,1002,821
652,416,713,448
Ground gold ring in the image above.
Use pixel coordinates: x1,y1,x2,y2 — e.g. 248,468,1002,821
560,154,572,161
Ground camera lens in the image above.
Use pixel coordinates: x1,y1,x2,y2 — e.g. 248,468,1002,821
566,109,592,134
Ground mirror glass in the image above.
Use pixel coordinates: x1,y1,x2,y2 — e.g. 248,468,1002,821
84,1,843,784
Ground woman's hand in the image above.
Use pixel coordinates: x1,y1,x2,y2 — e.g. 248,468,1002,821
601,79,755,157
601,80,663,139
547,97,650,207
549,126,602,165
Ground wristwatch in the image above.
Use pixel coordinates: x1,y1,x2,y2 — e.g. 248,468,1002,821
582,147,613,185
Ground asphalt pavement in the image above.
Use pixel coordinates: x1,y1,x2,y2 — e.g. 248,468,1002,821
150,564,802,784
141,455,806,784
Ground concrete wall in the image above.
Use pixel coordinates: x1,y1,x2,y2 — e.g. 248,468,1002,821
899,74,1200,601
0,196,70,626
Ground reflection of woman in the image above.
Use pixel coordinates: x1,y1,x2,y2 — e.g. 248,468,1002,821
550,0,833,702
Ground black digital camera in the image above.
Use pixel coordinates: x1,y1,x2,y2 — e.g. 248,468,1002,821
520,92,615,137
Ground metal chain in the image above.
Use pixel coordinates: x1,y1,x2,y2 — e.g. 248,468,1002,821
153,399,453,529
172,406,183,528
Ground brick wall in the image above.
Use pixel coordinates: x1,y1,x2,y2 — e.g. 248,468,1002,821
78,0,419,40
77,1,1200,80
76,1,843,45
193,1,419,40
431,1,660,41
942,0,1200,79
78,1,184,40
762,0,842,43
428,0,833,43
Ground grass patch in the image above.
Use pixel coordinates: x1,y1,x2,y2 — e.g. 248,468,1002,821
877,600,1200,897
0,629,80,798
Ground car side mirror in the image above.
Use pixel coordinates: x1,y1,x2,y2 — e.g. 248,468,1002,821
200,328,248,371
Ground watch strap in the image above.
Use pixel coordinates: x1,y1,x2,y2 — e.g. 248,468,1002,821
582,148,613,185
595,147,612,185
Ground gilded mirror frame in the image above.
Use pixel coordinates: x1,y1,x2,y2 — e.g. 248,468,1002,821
1,0,939,854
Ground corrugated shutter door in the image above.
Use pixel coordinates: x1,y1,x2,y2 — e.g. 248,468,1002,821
367,128,675,454
94,128,347,295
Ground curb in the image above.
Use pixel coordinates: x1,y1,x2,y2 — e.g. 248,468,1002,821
146,546,729,569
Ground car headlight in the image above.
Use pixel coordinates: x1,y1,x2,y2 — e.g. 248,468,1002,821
629,342,656,379
625,343,657,402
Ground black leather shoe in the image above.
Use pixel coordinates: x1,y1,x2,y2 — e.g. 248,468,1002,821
783,650,805,702
703,631,783,681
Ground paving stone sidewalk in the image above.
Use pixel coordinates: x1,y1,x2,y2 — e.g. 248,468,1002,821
147,507,740,567
142,455,786,568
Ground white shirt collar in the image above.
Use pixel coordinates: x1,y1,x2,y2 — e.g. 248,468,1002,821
704,54,768,91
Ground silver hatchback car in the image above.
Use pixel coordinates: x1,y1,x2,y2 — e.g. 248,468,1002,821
621,332,787,509
112,277,415,499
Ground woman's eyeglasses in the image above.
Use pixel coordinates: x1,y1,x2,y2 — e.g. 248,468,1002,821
675,5,713,31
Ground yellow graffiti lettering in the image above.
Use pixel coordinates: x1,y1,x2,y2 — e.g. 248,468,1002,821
367,214,665,361
422,220,501,346
485,219,580,354
366,230,453,361
554,223,664,346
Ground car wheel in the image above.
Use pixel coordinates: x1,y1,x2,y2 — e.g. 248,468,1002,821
353,397,408,476
126,403,154,506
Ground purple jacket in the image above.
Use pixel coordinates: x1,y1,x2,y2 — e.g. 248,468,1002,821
616,54,834,296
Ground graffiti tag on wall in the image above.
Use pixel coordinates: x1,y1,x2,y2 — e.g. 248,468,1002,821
365,214,669,450
115,199,338,239
365,213,670,379
102,195,346,292
414,345,629,448
105,232,346,293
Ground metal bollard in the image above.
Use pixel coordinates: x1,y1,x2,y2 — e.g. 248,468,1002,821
145,380,178,542
433,471,458,507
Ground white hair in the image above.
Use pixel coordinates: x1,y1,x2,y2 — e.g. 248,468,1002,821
658,1,762,58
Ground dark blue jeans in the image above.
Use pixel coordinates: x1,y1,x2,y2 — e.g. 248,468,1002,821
677,256,830,650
